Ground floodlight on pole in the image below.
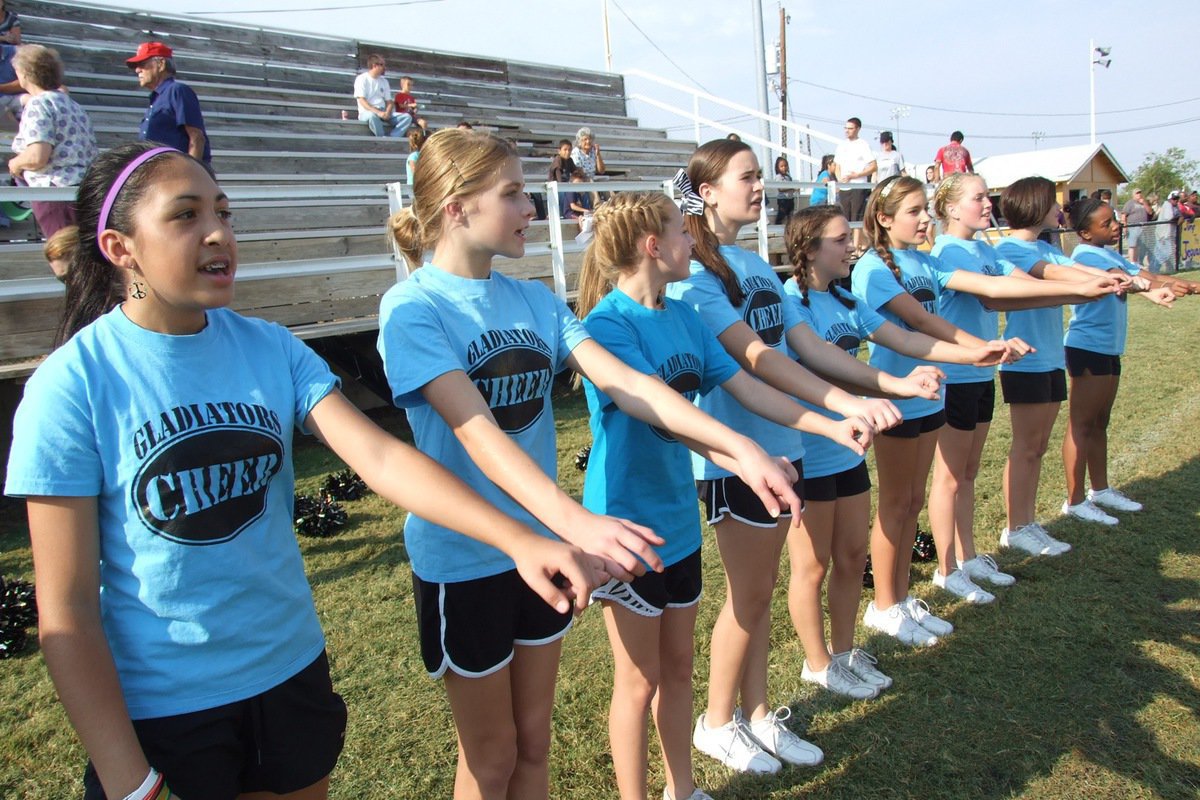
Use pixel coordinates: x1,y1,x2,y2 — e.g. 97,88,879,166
1032,130,1045,150
890,105,910,146
1089,39,1111,146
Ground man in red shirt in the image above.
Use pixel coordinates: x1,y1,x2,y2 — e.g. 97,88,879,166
933,130,973,179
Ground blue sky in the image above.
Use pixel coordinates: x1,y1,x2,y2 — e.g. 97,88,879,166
86,0,1199,180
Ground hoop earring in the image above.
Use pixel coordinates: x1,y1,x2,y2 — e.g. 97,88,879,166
129,281,147,299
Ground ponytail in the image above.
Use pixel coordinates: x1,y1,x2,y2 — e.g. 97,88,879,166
684,139,756,306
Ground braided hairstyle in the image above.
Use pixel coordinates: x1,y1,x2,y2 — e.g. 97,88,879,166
862,175,928,286
574,192,679,321
784,205,855,309
932,171,984,223
684,138,756,307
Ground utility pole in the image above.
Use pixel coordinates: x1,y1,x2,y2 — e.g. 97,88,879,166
601,0,612,72
778,4,788,150
751,0,771,164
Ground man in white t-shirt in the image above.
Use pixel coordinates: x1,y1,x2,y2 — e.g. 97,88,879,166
833,116,876,251
353,53,411,138
1154,191,1180,273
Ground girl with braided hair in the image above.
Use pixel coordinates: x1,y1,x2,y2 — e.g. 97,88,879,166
852,176,1117,647
379,130,805,798
781,205,1003,695
576,192,872,800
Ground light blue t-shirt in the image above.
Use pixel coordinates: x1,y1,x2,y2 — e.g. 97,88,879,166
849,248,944,420
994,237,1071,372
4,307,337,719
581,290,739,566
928,235,1015,384
1066,244,1141,356
377,264,590,582
664,244,807,479
782,278,884,479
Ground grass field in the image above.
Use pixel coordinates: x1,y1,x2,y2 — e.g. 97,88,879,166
1,298,1198,799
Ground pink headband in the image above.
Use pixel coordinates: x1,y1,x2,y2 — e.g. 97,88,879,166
97,146,177,243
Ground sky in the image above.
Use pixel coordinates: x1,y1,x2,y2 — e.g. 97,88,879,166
84,0,1200,182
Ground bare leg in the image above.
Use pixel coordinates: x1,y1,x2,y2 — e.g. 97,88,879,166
601,602,660,800
444,668,519,800
787,500,834,671
1004,402,1061,529
827,490,871,654
240,776,331,800
655,604,701,800
1063,373,1120,504
507,642,563,800
870,430,939,608
705,516,789,727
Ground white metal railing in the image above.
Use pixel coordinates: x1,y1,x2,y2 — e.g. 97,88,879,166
624,68,842,179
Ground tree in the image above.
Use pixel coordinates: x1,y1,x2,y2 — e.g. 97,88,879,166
1119,148,1199,204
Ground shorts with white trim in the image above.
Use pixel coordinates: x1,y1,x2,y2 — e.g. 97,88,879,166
592,547,702,617
698,458,804,527
412,568,572,678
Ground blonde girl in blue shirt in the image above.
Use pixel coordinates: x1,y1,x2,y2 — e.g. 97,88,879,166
380,130,804,799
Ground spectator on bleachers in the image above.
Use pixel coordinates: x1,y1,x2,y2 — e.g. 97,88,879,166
127,42,210,163
875,131,906,181
0,0,19,44
354,54,410,139
809,153,834,206
392,75,428,132
773,155,794,224
405,126,425,185
564,168,593,228
549,138,575,183
0,42,21,125
456,120,473,130
8,45,97,239
571,126,605,180
42,223,74,280
933,130,973,179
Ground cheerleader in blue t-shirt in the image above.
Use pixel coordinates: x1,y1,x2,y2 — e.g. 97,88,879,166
928,174,1120,603
3,142,604,800
575,193,872,800
379,130,806,799
850,176,1110,648
1061,197,1177,526
781,205,1005,697
664,139,952,775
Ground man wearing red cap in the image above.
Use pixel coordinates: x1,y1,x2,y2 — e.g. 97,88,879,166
127,41,210,163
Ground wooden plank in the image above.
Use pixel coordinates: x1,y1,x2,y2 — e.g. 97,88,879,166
0,327,57,361
0,296,65,335
507,61,623,94
236,234,390,265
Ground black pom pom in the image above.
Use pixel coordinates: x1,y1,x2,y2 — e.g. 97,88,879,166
321,469,369,502
862,555,874,588
294,493,349,538
574,445,591,472
912,530,937,562
0,576,37,659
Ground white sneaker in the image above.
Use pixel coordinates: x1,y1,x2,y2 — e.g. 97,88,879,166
1062,499,1118,526
1001,523,1070,556
664,788,714,800
958,554,1016,587
744,707,824,767
863,601,939,647
1027,523,1072,555
832,648,893,690
801,659,878,699
1088,487,1142,512
904,595,955,635
692,713,780,774
931,569,995,604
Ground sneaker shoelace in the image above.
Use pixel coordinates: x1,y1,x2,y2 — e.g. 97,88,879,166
906,596,933,621
729,716,767,759
848,647,879,668
974,554,1001,573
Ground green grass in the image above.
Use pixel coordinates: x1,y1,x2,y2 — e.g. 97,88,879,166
3,299,1199,799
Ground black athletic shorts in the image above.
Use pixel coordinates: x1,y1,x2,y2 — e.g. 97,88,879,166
880,409,946,439
413,568,573,678
699,458,804,527
1000,369,1067,404
83,651,346,800
592,547,702,617
802,461,871,502
1065,346,1121,377
944,380,996,430
838,187,870,222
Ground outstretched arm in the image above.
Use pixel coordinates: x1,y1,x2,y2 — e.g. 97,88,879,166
27,497,156,800
944,269,1119,311
785,322,940,401
868,319,1007,366
305,390,605,611
567,339,802,518
414,369,664,580
714,320,902,432
721,369,872,455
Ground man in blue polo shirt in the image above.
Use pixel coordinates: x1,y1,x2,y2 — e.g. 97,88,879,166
127,41,210,163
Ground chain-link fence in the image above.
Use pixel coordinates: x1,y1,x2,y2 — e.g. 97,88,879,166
1118,217,1197,274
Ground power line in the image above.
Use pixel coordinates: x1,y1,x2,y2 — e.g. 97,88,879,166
187,0,442,15
786,77,1200,119
609,0,710,95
